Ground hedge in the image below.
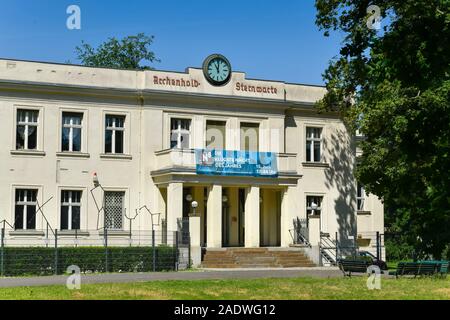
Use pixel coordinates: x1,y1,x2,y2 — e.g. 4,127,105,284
0,246,177,277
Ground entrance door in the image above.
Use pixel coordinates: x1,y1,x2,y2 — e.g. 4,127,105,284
238,188,246,247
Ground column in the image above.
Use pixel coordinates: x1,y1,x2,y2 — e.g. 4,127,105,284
167,182,183,232
280,187,295,247
154,187,166,232
189,216,201,267
245,186,260,248
207,185,222,248
193,187,205,245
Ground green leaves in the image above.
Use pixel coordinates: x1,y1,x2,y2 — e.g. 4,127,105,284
315,0,450,258
75,33,160,70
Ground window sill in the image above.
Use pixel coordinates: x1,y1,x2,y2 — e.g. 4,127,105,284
10,150,46,157
56,152,90,159
100,153,132,160
302,162,330,168
9,230,45,237
357,210,372,216
309,214,321,219
98,230,130,236
58,230,90,237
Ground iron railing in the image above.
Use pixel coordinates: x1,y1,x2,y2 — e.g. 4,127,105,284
289,218,311,247
0,227,189,277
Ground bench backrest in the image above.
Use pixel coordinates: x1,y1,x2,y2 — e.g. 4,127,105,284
339,260,369,272
397,262,440,275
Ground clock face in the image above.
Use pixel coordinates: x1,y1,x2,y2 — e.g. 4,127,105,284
203,54,232,86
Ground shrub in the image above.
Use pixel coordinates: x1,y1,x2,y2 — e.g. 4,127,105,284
1,246,177,277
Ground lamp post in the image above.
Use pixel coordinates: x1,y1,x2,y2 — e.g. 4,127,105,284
191,201,198,216
90,172,105,230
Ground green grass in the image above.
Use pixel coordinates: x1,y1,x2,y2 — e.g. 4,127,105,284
0,276,449,300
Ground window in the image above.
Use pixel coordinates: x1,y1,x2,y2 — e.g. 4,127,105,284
206,120,226,150
104,191,125,230
105,115,125,154
306,127,322,162
357,183,365,211
61,190,81,230
16,109,38,150
306,196,323,216
170,118,191,149
62,112,83,152
240,123,259,152
14,189,37,230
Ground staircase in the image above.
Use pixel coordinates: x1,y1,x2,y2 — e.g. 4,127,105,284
201,248,316,268
320,233,338,266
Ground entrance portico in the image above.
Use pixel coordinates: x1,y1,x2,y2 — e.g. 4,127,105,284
152,177,300,249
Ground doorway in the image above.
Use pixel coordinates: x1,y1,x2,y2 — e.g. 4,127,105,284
222,188,231,247
238,188,246,247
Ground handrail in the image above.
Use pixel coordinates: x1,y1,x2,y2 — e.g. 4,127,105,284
0,220,14,229
320,233,338,265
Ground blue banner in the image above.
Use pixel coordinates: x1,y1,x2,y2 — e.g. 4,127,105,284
195,149,278,177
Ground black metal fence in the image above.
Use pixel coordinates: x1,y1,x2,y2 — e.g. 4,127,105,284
289,218,310,246
319,231,385,265
0,228,188,277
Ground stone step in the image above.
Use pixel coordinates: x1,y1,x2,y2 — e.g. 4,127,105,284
201,248,316,269
228,249,268,253
275,256,311,261
203,258,236,263
279,263,316,268
271,251,307,255
236,264,280,268
201,264,239,268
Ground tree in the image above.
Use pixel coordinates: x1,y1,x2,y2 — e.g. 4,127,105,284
315,0,450,258
75,33,160,70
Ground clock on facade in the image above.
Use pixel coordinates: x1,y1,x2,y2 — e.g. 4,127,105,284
202,54,232,86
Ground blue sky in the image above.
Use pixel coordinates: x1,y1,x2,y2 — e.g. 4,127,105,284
0,0,344,85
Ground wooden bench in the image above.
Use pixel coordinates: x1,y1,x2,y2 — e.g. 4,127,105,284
393,261,445,278
338,260,370,277
418,261,449,277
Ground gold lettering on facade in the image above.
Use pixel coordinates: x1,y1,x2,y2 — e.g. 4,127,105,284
153,76,200,88
235,82,278,95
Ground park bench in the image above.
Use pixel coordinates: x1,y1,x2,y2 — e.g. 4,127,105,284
392,261,448,278
419,260,449,277
338,259,370,277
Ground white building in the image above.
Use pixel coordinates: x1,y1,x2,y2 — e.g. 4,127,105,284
0,55,384,266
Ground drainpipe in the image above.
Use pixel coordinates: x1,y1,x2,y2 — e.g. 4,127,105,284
137,89,144,230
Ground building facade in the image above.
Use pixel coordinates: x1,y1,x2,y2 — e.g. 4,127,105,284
0,56,384,264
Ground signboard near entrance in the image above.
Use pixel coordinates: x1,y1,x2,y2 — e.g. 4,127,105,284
195,149,278,177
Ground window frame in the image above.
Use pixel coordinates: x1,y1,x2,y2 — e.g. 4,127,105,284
60,190,82,230
104,190,127,231
357,182,366,211
239,121,261,152
16,109,39,150
13,188,39,230
105,114,126,154
13,105,44,152
205,119,227,151
170,117,192,149
305,126,323,163
58,108,88,154
305,193,326,231
306,195,324,216
61,112,84,152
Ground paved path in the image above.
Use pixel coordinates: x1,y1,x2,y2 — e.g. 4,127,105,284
0,268,343,288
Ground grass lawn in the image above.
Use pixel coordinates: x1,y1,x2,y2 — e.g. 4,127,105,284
0,277,449,300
